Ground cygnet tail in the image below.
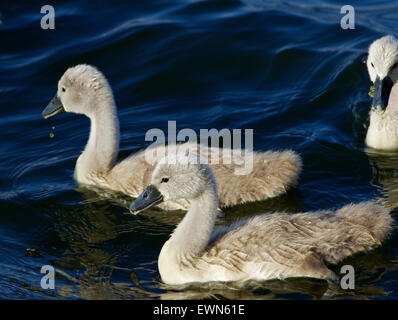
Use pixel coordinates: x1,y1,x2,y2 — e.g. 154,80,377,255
319,201,393,265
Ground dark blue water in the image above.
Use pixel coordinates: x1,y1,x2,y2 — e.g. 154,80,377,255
1,0,398,299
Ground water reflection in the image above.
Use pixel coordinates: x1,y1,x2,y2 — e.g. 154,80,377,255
54,268,159,300
158,274,389,300
366,148,398,210
29,193,155,299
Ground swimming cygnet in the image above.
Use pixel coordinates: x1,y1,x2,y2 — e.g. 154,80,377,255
130,152,393,285
42,64,302,210
365,35,398,150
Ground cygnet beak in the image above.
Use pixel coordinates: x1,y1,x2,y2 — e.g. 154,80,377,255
372,76,394,112
42,95,65,119
129,185,163,215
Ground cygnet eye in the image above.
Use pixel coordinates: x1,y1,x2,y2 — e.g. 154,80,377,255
62,87,66,92
371,62,375,68
161,177,169,183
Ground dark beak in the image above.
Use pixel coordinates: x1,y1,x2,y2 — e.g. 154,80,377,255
129,185,163,215
42,95,65,119
372,76,394,112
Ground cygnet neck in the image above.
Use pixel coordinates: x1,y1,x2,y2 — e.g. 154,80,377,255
169,181,218,257
75,92,120,179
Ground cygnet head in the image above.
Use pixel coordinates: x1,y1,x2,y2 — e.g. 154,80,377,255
367,35,398,111
129,153,216,215
42,64,113,119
